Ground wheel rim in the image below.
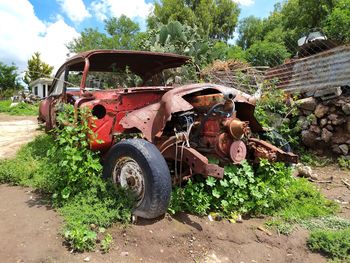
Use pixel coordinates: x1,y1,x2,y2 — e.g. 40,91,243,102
113,157,145,203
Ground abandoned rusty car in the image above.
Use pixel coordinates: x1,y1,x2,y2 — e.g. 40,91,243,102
38,50,297,218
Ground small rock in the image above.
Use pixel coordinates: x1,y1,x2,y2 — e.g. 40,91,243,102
302,130,317,147
160,249,164,253
236,214,243,223
123,233,126,237
333,117,346,126
314,104,329,118
330,106,337,113
342,103,350,115
83,257,90,262
332,145,342,154
192,237,196,241
297,97,317,111
149,230,153,234
298,116,309,130
339,144,349,155
320,118,328,127
189,250,193,254
90,224,96,230
121,251,129,257
326,125,334,131
309,125,321,135
328,113,338,121
321,128,333,143
296,163,313,178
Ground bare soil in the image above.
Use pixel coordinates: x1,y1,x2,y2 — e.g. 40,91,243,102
0,113,41,159
0,114,349,263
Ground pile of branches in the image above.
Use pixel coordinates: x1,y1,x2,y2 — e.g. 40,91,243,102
201,60,267,94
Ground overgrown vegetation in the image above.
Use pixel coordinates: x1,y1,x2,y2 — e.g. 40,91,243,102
0,100,38,116
308,228,350,262
254,84,301,149
337,156,350,170
0,105,133,251
169,160,337,221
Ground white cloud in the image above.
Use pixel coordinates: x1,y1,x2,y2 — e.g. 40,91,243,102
90,0,153,21
233,0,255,6
57,0,91,23
0,0,80,75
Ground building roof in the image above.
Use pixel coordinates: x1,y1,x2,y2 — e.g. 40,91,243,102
29,77,53,88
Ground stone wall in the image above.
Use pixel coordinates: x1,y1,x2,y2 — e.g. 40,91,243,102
297,95,350,156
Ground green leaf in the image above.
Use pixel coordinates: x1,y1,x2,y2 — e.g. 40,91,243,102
206,177,216,187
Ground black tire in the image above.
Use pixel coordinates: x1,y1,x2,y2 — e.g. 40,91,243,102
103,139,172,219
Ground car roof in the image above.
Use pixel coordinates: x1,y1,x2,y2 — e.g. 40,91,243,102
61,49,190,80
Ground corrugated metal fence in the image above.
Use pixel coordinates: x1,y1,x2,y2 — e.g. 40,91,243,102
265,45,350,94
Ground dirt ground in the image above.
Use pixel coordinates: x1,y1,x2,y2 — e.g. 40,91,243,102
0,115,349,263
0,113,41,159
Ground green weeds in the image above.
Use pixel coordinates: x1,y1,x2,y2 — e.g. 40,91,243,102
308,228,350,262
338,156,350,170
0,100,38,116
169,160,337,221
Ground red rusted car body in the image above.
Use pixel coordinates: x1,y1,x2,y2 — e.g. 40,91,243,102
39,50,297,218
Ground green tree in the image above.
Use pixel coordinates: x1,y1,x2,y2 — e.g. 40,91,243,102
24,52,54,85
237,16,265,50
0,62,21,91
67,16,141,53
104,15,141,49
246,41,290,67
147,0,240,41
67,28,108,53
210,42,246,61
323,0,350,42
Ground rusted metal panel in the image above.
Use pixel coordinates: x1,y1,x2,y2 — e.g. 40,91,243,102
265,45,350,94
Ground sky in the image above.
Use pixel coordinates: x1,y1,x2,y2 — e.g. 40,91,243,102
0,0,280,76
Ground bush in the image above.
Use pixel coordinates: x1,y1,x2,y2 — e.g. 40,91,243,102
308,228,350,261
169,159,337,220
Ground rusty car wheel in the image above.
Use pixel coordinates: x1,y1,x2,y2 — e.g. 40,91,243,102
113,156,145,205
103,139,172,219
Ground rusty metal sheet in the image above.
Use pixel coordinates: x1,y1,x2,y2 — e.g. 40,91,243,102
265,45,350,94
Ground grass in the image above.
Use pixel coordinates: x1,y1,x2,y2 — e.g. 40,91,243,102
0,100,38,116
308,228,350,262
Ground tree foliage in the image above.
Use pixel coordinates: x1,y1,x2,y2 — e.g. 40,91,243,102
246,41,290,67
148,0,240,41
67,15,141,53
24,52,53,85
323,0,350,42
0,62,21,91
237,16,264,50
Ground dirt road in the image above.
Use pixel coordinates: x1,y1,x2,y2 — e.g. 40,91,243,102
0,114,348,263
0,114,41,159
